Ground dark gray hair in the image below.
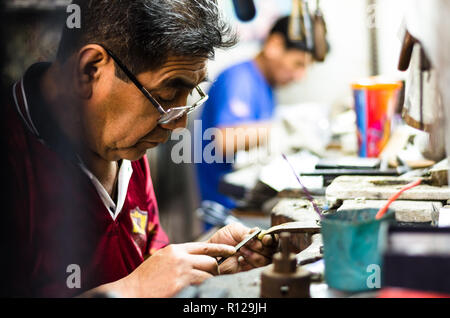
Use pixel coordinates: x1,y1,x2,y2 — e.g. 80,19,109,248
270,16,313,53
57,0,237,78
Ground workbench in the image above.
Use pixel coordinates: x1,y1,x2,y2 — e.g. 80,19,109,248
192,199,343,297
192,190,446,298
194,233,374,298
196,245,363,298
191,152,450,298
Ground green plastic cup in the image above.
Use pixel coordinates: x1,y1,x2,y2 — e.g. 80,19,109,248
321,208,395,292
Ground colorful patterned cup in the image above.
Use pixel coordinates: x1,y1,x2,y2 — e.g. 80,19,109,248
352,78,402,157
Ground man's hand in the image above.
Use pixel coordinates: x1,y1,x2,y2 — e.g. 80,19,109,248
93,242,236,298
207,222,277,274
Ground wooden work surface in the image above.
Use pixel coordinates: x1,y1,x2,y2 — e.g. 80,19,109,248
338,199,442,223
194,188,448,297
326,176,450,207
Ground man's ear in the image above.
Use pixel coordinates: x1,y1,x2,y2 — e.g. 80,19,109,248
75,44,110,99
263,33,286,59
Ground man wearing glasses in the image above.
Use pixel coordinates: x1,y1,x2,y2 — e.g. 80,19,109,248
2,0,275,297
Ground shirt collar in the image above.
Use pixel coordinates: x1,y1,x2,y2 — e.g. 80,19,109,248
78,158,133,220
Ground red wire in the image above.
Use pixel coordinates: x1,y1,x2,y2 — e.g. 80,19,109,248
375,179,422,220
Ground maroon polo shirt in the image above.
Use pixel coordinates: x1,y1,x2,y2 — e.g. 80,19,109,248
4,63,169,297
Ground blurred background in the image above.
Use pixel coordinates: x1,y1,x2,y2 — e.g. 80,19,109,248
0,0,430,243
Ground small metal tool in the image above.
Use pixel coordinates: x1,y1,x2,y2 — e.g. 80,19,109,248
217,229,262,265
260,232,312,298
257,221,320,241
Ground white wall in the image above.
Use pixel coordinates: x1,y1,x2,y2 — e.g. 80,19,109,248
376,0,409,78
209,0,409,113
277,0,371,110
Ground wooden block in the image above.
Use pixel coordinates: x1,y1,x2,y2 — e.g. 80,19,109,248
271,199,322,226
271,199,321,252
296,233,323,265
406,159,436,169
326,176,450,206
338,199,442,223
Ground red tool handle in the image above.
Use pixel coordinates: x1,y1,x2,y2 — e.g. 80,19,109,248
375,179,422,220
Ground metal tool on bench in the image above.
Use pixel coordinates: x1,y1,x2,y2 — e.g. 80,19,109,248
260,232,312,298
302,168,403,186
257,221,321,240
301,156,408,186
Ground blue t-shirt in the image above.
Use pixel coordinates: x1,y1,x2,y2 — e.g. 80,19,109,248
195,60,275,209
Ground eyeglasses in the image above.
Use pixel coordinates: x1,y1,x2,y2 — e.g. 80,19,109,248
101,46,209,125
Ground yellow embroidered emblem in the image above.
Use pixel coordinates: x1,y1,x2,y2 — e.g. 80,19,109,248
130,208,148,235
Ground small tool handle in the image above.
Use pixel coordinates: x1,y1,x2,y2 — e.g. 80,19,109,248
375,179,422,220
398,30,417,71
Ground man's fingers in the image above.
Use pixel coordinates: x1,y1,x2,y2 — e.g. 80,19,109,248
261,233,279,247
247,238,264,251
240,247,272,267
237,255,254,271
189,269,214,285
189,254,220,276
248,248,274,259
244,239,275,259
183,242,236,257
225,223,255,245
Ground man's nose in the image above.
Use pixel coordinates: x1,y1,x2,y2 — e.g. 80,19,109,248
158,114,188,131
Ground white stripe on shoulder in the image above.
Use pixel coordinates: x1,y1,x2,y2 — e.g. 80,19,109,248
20,78,40,137
12,81,36,135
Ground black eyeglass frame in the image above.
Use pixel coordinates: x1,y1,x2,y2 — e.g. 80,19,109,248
101,45,208,125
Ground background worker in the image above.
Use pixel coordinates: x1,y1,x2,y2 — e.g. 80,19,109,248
196,16,315,210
